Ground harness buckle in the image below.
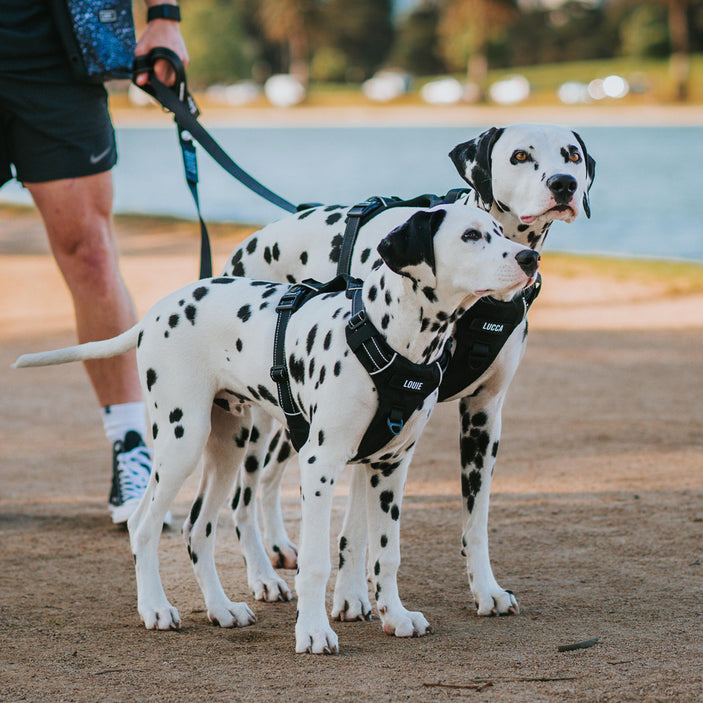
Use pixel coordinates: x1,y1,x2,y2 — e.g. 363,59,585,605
387,407,404,436
348,309,367,330
270,365,288,384
276,290,301,312
347,198,380,218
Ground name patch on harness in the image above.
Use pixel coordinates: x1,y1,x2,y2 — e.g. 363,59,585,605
482,322,504,333
388,374,427,393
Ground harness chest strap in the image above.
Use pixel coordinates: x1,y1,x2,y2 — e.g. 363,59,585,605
269,278,452,461
344,285,453,461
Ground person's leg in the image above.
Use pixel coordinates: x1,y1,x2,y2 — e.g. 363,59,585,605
26,171,140,406
26,172,166,524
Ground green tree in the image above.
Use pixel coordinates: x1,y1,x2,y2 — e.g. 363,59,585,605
609,0,698,100
391,1,446,76
257,0,321,84
180,0,257,87
437,0,518,97
319,0,394,81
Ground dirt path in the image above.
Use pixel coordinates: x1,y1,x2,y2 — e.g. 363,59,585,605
1,207,702,702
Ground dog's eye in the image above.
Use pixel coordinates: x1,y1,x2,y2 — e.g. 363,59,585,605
461,229,482,242
569,150,582,163
512,150,528,163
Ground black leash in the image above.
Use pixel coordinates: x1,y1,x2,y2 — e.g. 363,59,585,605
132,47,298,278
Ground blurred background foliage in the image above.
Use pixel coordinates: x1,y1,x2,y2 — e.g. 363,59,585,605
176,0,703,101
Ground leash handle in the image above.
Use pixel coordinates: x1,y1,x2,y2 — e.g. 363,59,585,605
133,47,200,117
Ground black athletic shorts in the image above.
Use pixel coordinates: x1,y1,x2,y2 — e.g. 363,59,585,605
0,73,117,186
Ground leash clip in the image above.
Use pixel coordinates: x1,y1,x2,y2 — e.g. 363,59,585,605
387,408,404,435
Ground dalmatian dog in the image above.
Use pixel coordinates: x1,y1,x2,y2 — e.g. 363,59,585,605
14,204,540,654
220,123,595,617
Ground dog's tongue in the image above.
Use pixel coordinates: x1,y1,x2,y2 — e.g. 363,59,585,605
520,215,537,224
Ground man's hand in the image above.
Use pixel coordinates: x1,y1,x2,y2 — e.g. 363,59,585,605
134,17,189,87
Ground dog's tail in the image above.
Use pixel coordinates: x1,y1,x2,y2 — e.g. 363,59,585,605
13,325,141,369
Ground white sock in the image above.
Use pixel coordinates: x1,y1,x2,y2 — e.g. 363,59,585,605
101,402,148,445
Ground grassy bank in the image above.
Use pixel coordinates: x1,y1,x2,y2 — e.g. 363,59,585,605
541,251,703,296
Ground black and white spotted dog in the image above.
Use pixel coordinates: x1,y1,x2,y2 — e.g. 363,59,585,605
219,123,595,618
15,204,539,653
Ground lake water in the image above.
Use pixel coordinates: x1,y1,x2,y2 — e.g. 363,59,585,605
2,124,702,261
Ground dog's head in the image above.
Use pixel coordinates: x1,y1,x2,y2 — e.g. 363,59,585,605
449,123,596,225
377,204,539,304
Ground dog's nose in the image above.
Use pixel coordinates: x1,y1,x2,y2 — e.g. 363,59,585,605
547,174,578,203
516,249,540,277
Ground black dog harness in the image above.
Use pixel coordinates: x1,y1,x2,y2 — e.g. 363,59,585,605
335,192,542,401
270,277,452,460
437,275,541,401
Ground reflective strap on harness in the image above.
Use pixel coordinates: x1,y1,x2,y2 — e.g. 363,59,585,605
271,285,314,449
337,197,398,277
269,276,354,452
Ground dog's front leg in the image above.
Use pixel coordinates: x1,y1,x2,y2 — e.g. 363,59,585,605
366,454,431,638
294,445,343,654
331,465,372,621
458,393,519,616
185,406,257,627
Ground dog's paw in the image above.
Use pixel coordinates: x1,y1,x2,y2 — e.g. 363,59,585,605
474,587,519,616
295,621,339,655
331,594,372,622
251,575,292,603
207,600,257,628
268,541,298,570
140,603,181,630
379,607,431,638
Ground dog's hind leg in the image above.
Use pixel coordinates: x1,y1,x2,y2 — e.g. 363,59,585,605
458,391,519,616
231,416,292,603
259,427,298,570
184,405,257,628
331,465,371,621
365,451,431,638
128,397,213,630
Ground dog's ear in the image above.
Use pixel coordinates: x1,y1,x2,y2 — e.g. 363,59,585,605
572,130,596,219
377,208,446,287
448,126,504,208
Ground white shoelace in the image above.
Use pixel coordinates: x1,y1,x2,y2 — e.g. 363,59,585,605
115,445,152,502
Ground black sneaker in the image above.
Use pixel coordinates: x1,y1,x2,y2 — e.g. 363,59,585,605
109,430,172,526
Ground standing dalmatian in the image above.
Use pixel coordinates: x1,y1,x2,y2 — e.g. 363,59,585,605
15,204,540,653
220,124,595,617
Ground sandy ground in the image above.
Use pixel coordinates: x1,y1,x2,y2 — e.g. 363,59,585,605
1,206,702,702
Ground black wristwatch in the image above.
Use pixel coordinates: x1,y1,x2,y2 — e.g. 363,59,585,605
147,4,181,22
